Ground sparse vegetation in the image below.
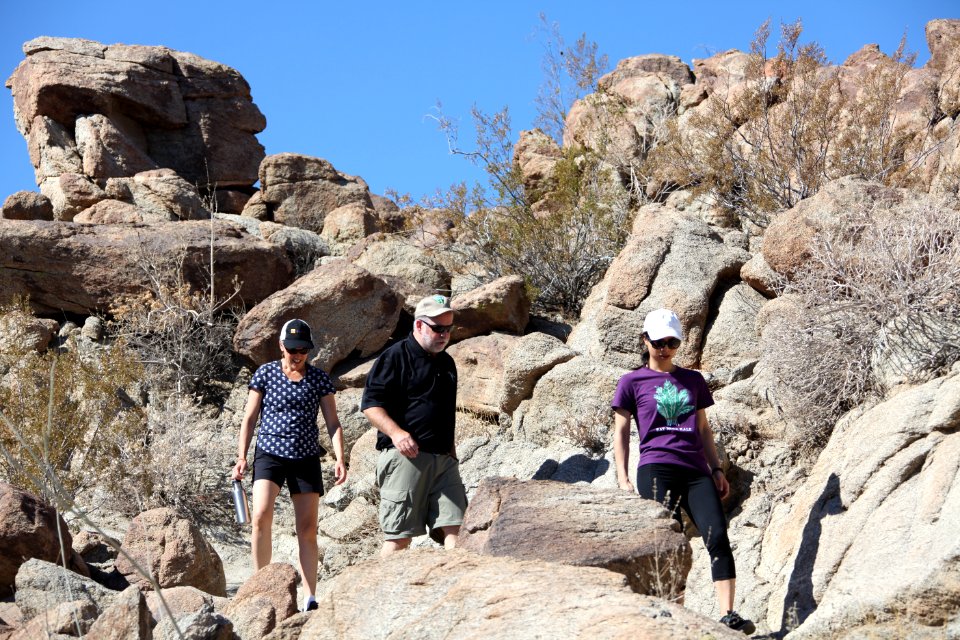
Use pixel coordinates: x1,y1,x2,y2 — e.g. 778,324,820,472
558,405,612,455
762,195,960,448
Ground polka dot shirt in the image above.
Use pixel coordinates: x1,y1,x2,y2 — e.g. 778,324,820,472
249,360,336,459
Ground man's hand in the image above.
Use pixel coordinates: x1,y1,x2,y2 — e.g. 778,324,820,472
392,431,419,458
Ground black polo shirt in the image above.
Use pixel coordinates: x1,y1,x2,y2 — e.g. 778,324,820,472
361,333,458,454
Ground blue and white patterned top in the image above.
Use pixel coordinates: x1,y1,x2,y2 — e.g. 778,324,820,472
249,361,336,459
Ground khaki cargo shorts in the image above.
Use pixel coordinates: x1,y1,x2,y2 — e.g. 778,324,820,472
376,448,467,540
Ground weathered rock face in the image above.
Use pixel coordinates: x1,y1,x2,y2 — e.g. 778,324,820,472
700,283,766,372
0,484,74,597
115,507,226,596
233,260,401,371
0,311,58,354
512,356,625,448
302,549,738,639
450,275,531,343
259,153,372,234
320,202,379,255
755,370,960,637
0,219,293,314
14,558,114,620
84,585,152,640
460,477,691,596
8,599,99,638
7,38,264,187
569,204,750,370
514,128,562,202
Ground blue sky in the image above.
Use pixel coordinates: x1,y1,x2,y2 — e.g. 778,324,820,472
1,1,955,205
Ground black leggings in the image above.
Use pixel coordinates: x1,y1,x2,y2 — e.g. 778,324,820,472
637,463,736,581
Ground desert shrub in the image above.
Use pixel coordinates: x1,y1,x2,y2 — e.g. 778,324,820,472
644,19,926,227
0,310,148,503
558,405,613,456
108,241,239,396
761,195,960,448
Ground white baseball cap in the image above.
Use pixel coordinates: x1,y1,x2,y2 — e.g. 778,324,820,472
642,308,683,341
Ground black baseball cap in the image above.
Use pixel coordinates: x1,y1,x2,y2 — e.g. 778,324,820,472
280,319,314,350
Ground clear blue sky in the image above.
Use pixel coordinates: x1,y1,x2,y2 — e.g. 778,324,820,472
1,1,955,205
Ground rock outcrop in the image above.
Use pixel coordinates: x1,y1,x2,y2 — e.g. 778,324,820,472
6,37,264,219
0,220,293,314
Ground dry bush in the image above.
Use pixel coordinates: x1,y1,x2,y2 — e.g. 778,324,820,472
0,304,148,503
644,19,929,227
109,241,239,396
558,405,613,455
762,195,960,448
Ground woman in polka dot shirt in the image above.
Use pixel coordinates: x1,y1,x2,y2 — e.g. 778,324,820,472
231,319,346,612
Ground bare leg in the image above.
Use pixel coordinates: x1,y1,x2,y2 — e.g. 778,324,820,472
291,492,320,598
441,525,460,549
380,538,412,556
715,578,736,613
251,479,281,570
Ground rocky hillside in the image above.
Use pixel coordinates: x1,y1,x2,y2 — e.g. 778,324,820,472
1,22,958,639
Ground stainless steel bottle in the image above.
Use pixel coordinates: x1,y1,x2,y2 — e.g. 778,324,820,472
232,480,249,524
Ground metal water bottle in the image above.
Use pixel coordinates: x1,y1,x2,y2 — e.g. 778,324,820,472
232,480,249,524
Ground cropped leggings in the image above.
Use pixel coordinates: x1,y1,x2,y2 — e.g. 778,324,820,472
637,463,736,581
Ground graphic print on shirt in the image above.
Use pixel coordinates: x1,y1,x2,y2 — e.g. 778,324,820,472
653,380,694,429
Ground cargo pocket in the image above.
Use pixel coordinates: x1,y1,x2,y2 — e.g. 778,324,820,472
378,488,411,535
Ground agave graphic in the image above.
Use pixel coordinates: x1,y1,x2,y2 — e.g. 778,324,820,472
654,381,694,426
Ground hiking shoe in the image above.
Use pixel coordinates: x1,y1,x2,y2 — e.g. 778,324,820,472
306,600,318,612
720,611,756,635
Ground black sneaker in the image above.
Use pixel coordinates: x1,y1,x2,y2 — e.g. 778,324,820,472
720,611,756,635
306,600,318,612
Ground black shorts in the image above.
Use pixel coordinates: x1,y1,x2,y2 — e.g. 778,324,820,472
252,448,324,496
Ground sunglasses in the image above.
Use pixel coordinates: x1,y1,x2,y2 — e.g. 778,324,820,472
286,347,311,355
421,321,454,335
648,337,681,350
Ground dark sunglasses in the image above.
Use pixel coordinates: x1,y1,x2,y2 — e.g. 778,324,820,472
648,337,681,350
421,321,454,335
286,347,311,355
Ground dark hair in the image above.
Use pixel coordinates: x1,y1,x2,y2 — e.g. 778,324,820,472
639,332,650,366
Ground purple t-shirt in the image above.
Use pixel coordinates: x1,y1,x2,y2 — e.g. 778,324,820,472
611,366,714,476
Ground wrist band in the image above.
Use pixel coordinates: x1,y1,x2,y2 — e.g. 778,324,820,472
712,467,722,475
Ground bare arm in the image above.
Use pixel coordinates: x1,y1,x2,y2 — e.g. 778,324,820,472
231,389,263,480
697,409,729,499
362,406,419,458
319,394,347,485
613,408,634,492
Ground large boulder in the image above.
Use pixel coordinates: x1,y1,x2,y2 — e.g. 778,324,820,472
347,234,451,311
447,332,575,418
300,550,739,639
14,558,114,620
233,260,401,372
6,37,265,189
0,484,75,597
513,128,562,202
102,168,208,222
450,275,531,343
0,310,58,354
115,507,226,596
0,191,52,220
319,202,379,255
569,203,750,369
258,153,372,234
757,369,960,637
700,283,766,372
0,219,293,315
7,600,98,639
460,477,692,596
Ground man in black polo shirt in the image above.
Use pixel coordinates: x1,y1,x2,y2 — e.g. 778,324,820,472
361,294,467,555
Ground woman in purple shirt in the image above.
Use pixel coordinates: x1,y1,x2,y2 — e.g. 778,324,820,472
612,308,754,635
